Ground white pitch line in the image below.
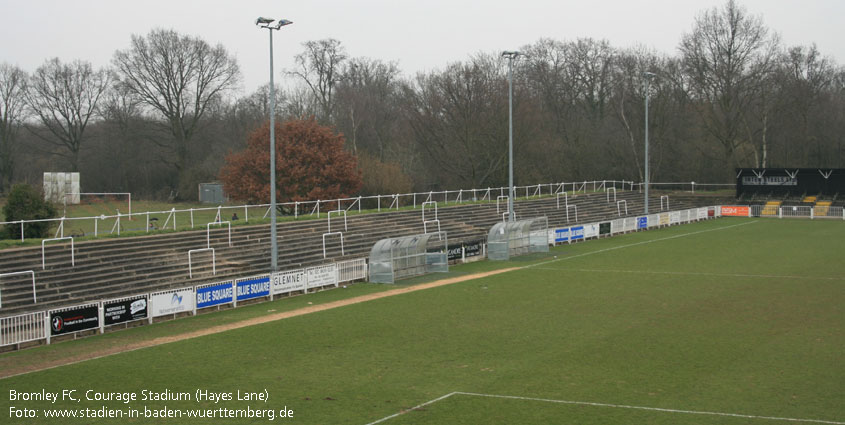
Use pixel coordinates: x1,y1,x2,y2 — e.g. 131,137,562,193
530,268,845,281
525,220,758,270
364,392,458,425
366,391,845,425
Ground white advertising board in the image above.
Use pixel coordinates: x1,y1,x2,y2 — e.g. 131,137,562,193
612,219,624,234
272,269,307,295
583,223,599,239
151,288,194,317
670,211,681,224
307,264,338,289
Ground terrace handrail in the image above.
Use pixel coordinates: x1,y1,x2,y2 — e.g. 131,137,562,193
42,237,74,270
188,248,216,278
0,270,36,306
206,221,232,248
1,179,691,243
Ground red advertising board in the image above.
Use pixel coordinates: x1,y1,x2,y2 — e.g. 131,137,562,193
721,206,750,217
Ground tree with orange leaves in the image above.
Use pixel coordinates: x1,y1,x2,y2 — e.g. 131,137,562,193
219,118,361,210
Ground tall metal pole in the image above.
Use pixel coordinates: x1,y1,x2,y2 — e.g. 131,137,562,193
257,17,292,272
268,29,278,272
507,56,514,222
503,51,520,222
643,72,655,215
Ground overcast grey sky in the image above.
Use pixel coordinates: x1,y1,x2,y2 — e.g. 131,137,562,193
2,0,842,94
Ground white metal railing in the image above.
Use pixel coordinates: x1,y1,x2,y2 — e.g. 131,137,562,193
322,232,345,258
0,311,46,346
424,219,441,234
556,192,568,209
422,201,438,223
41,237,74,270
502,212,514,223
742,205,844,220
206,221,232,248
0,270,37,306
607,188,616,203
496,196,509,213
0,257,370,348
632,182,735,193
328,210,348,233
162,208,177,230
617,200,628,216
566,205,578,223
3,180,640,243
778,206,812,218
188,248,216,278
338,258,367,283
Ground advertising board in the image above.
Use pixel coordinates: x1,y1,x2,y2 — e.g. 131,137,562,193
151,288,194,317
583,223,599,239
569,226,585,241
50,305,99,336
236,275,271,301
554,228,570,243
273,270,306,295
196,281,234,309
721,206,750,217
307,264,338,289
104,296,148,326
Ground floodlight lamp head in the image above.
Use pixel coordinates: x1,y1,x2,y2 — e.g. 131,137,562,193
273,19,293,29
502,50,520,59
643,71,657,79
256,17,275,26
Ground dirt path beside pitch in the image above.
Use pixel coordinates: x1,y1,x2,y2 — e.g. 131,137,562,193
0,268,517,379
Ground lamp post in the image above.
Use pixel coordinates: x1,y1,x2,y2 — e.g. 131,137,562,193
643,71,656,215
256,17,293,272
502,51,520,222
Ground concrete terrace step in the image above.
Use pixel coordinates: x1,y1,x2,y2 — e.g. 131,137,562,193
0,192,719,317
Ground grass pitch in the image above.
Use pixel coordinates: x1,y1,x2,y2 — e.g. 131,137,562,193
1,218,843,424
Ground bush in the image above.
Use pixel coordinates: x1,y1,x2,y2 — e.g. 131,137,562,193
2,184,57,239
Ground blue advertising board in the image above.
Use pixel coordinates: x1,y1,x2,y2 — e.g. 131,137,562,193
554,228,570,243
196,282,234,308
637,216,648,229
570,226,585,241
236,276,271,301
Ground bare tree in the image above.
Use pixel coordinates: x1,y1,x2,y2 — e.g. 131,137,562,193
288,39,347,122
335,57,403,158
403,55,510,188
112,28,240,198
771,45,837,165
25,58,109,172
0,63,28,192
679,0,780,173
520,38,618,180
